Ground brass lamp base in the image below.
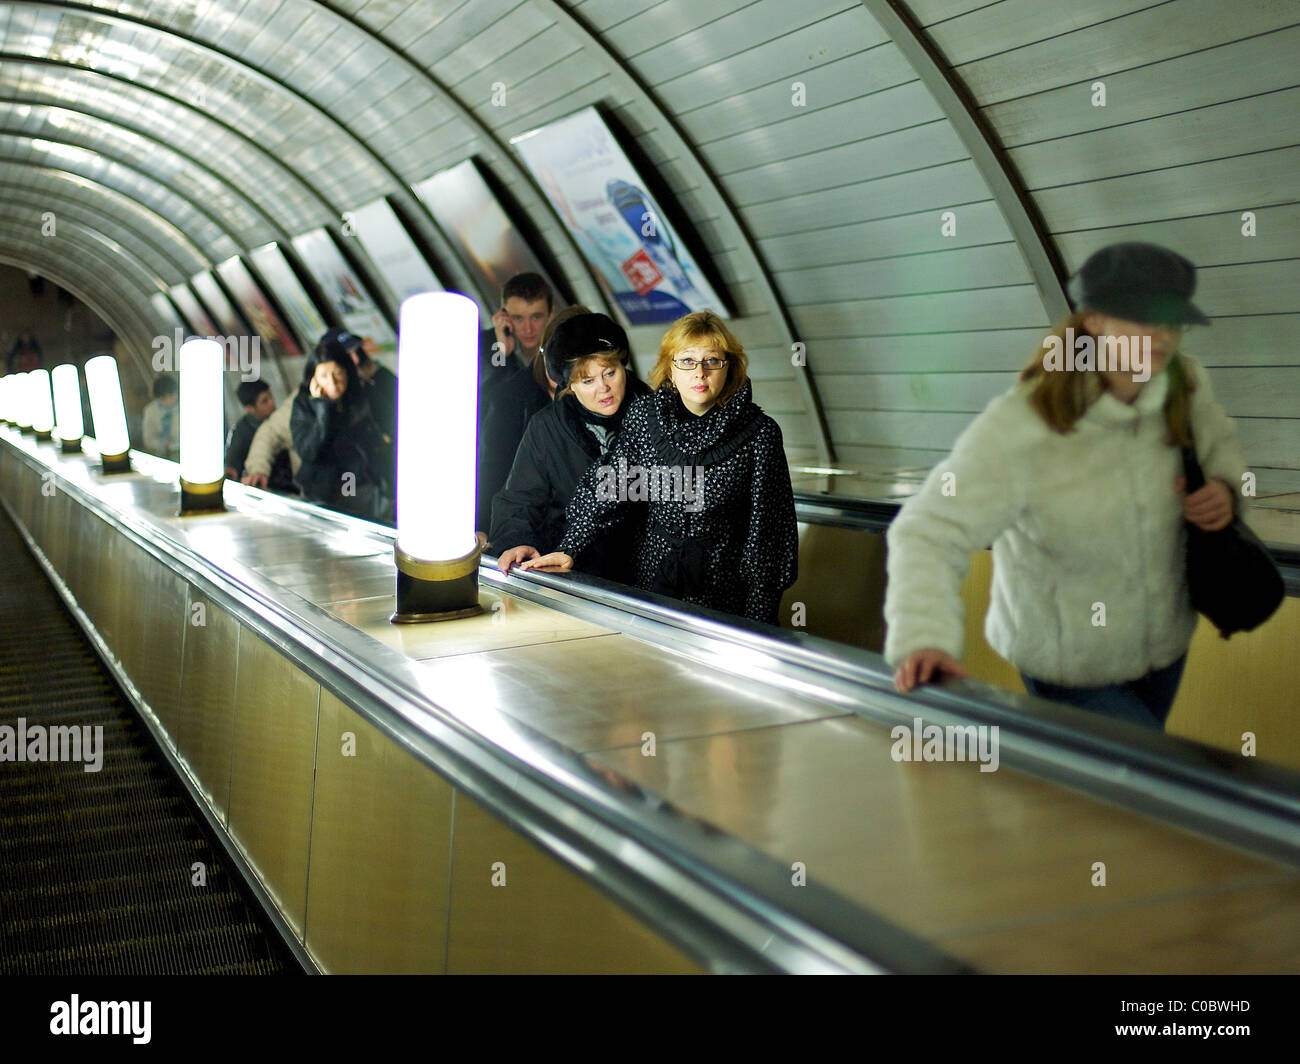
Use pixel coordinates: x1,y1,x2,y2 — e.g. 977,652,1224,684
34,429,52,442
179,476,226,516
391,533,487,624
100,450,132,474
60,437,83,454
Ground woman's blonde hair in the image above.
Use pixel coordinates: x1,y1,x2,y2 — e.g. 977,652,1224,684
648,310,748,406
1019,309,1195,446
559,353,627,398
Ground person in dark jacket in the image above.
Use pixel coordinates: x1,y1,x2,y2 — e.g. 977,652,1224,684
491,312,649,581
521,311,799,626
290,345,394,524
476,274,554,531
317,327,398,444
224,379,286,485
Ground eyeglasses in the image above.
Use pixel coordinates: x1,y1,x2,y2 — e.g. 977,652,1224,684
672,356,728,372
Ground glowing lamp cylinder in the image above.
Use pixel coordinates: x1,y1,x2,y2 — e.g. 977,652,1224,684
13,373,32,431
84,355,132,473
177,338,226,513
29,369,55,439
392,291,485,623
52,364,84,452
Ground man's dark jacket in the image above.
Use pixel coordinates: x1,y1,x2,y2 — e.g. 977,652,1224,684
476,334,548,532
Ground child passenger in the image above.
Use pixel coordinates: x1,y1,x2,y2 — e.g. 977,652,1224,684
885,243,1247,730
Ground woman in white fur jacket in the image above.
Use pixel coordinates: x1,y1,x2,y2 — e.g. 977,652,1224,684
885,243,1246,729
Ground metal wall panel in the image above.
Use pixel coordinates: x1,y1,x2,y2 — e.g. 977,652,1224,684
954,0,1299,102
444,793,702,975
304,692,454,974
985,26,1300,145
175,584,240,821
227,631,321,936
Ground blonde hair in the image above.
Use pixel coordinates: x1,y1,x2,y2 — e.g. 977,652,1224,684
1018,310,1195,446
649,310,748,406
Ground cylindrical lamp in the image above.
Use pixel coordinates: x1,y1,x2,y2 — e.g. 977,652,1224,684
392,291,484,623
177,337,225,514
0,374,13,425
13,373,33,434
84,355,132,473
29,369,55,441
52,363,84,453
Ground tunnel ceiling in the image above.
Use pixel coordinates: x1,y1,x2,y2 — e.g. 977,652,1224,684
0,0,1294,488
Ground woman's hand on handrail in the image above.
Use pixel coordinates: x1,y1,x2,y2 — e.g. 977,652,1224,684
894,649,969,693
518,552,574,573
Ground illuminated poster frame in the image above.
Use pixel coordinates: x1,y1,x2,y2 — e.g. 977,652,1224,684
291,227,396,351
168,283,217,336
511,107,727,325
217,255,303,362
413,159,558,318
191,271,247,338
348,197,443,303
249,242,330,352
150,291,186,334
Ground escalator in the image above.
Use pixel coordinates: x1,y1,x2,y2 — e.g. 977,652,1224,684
0,506,299,975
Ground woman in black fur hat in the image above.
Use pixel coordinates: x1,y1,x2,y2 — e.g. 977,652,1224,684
491,312,649,582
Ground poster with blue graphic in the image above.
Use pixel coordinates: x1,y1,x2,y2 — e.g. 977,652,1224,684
512,108,727,325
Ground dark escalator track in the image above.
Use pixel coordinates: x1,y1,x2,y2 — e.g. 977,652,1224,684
0,507,298,975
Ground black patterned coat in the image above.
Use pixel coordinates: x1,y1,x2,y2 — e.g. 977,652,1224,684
558,381,798,625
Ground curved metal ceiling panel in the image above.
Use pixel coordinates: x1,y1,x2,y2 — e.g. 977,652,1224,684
0,159,206,271
0,180,190,279
0,210,163,292
0,100,271,238
0,58,337,227
4,2,392,208
0,131,238,257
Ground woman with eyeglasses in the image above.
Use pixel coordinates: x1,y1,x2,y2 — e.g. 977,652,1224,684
521,310,799,625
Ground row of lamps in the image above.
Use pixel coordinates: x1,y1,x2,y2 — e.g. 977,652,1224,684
0,291,485,624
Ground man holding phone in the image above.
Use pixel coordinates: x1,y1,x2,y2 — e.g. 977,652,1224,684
477,273,554,533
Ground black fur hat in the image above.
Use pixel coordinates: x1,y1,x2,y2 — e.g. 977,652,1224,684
542,313,629,387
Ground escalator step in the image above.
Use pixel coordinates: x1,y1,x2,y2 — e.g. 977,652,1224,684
0,504,297,974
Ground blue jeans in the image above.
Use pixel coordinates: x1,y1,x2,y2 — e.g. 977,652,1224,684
1020,655,1187,730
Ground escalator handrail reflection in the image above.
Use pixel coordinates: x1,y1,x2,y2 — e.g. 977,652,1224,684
489,558,1300,869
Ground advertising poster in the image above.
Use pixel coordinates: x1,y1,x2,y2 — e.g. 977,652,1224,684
216,255,303,361
413,159,557,318
249,242,329,352
188,273,256,421
191,271,247,338
149,292,185,335
511,107,726,325
167,283,217,337
291,228,396,351
349,197,443,304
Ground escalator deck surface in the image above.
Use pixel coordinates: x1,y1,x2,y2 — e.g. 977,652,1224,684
0,506,297,974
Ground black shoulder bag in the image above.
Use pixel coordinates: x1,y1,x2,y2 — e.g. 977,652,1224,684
1181,443,1283,638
